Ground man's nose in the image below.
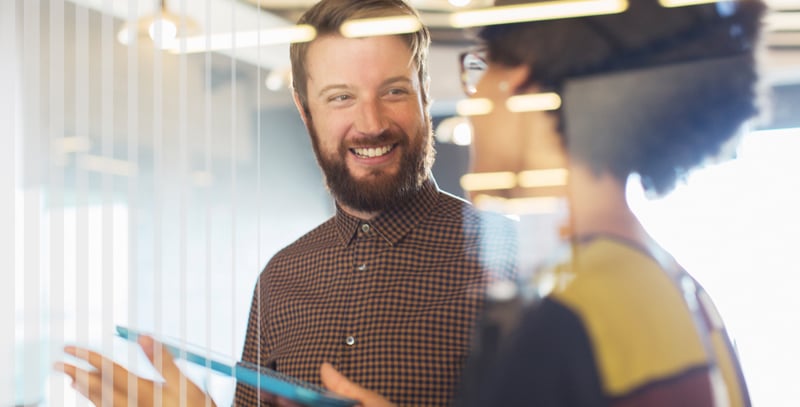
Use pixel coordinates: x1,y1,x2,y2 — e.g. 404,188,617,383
355,99,388,136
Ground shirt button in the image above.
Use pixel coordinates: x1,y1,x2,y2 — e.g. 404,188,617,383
361,224,370,233
345,336,356,346
357,264,367,271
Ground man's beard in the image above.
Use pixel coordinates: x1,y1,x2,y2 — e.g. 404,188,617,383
307,117,435,213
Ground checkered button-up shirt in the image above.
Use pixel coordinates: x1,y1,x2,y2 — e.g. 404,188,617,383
234,178,518,406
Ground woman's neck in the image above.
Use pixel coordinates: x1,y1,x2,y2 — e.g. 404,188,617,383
564,165,656,249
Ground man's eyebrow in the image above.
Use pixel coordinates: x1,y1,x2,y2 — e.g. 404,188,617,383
316,76,415,97
381,76,414,87
317,84,349,97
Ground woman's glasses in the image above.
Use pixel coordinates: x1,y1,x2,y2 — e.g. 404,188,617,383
459,48,487,96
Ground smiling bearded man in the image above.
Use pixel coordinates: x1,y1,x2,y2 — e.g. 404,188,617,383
230,1,520,406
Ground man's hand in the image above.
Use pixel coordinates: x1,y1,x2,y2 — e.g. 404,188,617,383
319,362,396,407
54,335,216,407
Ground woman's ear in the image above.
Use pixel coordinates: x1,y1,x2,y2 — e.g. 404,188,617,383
505,64,533,94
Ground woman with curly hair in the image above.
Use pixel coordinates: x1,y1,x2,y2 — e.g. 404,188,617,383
323,1,767,406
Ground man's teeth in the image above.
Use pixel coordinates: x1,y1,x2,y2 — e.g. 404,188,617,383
353,145,393,158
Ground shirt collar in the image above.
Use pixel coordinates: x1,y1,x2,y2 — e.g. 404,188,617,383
333,177,440,247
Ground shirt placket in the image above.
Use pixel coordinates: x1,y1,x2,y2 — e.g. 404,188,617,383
340,221,381,369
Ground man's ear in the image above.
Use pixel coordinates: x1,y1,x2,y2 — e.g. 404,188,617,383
292,91,310,126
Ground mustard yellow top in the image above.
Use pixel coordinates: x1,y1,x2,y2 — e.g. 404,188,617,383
544,237,746,406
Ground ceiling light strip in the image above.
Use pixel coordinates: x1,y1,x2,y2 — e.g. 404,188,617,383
165,25,317,53
765,12,800,32
449,0,628,28
460,172,517,191
340,16,422,38
456,98,494,116
506,92,562,112
54,137,92,154
659,0,724,7
517,168,568,188
79,155,138,177
462,168,569,191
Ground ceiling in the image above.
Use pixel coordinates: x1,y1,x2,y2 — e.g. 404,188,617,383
64,0,800,106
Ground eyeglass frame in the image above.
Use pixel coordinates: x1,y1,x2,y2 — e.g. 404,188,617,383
459,47,488,96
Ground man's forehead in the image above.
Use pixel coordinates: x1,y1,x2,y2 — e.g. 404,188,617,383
304,35,418,88
305,34,414,63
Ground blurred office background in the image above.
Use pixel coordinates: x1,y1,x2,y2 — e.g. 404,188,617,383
1,0,798,406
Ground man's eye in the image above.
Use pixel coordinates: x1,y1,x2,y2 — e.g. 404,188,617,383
330,94,350,102
387,88,409,96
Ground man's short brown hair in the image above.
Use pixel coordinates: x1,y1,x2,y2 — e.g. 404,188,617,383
290,0,431,114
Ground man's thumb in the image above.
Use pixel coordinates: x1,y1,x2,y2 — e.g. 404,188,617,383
320,362,394,407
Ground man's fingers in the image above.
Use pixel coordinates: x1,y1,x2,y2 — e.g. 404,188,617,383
58,337,214,406
137,334,214,405
63,346,109,370
57,347,162,407
320,362,395,407
274,396,305,407
73,370,147,407
68,367,109,406
320,362,356,396
137,335,182,384
55,359,106,400
54,361,80,382
61,346,142,394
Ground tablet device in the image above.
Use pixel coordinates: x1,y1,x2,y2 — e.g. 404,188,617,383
115,326,358,407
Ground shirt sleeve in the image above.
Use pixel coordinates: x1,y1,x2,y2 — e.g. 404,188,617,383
233,275,272,406
468,297,608,407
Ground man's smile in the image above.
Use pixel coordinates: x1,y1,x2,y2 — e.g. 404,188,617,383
351,144,397,159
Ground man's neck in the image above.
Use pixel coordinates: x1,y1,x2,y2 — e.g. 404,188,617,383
336,176,432,221
339,204,381,221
